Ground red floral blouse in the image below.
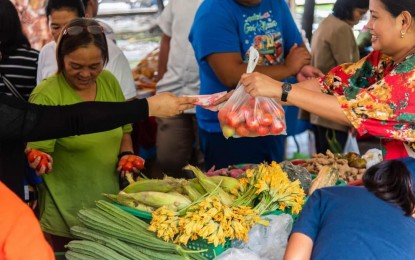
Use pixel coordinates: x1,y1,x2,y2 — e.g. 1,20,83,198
320,50,415,159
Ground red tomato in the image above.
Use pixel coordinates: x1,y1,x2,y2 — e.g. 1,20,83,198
256,125,269,136
246,116,259,131
270,120,285,135
27,150,50,171
274,105,285,117
238,105,251,119
248,97,256,109
27,150,40,162
226,111,243,128
218,108,229,123
259,100,272,113
133,156,145,170
236,125,250,137
37,158,49,171
259,113,273,126
123,162,133,172
119,155,145,171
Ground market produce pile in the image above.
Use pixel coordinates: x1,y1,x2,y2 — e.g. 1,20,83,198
72,159,362,259
102,162,310,252
298,150,367,182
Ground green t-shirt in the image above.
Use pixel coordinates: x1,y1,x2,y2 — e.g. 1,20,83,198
28,70,132,237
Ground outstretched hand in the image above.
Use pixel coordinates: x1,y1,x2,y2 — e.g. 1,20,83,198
147,92,197,117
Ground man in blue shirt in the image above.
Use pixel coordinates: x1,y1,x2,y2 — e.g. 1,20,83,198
189,0,321,169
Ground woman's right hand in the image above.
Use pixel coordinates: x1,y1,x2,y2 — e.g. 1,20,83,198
25,147,53,176
147,92,197,117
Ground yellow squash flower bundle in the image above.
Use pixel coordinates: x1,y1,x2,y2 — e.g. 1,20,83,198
148,196,268,247
232,161,306,215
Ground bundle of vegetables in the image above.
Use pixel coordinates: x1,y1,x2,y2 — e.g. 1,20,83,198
232,161,306,215
66,200,207,260
148,196,268,247
103,176,192,212
104,173,243,213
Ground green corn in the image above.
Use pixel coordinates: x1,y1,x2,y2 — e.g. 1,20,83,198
183,184,203,201
209,175,240,194
122,178,182,193
124,191,192,211
184,165,233,206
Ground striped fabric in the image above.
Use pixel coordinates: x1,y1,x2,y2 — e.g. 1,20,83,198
0,47,39,100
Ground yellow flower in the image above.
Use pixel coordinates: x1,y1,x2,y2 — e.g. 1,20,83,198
175,234,191,245
254,179,269,194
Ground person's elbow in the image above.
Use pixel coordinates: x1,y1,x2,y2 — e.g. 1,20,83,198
284,232,313,260
216,74,240,87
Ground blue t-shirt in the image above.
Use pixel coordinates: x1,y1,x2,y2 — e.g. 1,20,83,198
189,0,302,132
292,186,415,259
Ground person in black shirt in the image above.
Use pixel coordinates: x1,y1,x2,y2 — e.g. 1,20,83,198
0,0,39,100
0,88,196,199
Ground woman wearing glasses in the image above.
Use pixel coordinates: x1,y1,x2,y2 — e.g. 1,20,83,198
24,18,177,251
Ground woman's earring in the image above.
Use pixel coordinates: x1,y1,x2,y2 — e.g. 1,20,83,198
400,31,406,38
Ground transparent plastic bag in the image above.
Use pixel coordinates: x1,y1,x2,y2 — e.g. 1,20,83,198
230,214,293,260
218,47,287,139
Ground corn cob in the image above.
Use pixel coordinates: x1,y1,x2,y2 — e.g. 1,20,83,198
65,240,129,260
209,175,240,194
102,192,155,212
185,165,233,206
183,184,203,201
123,191,192,211
188,179,207,195
70,226,152,260
122,178,181,193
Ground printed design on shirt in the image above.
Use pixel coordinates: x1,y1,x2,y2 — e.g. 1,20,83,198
242,11,282,66
321,51,415,156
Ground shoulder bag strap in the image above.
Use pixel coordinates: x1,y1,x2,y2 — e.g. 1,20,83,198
0,71,25,101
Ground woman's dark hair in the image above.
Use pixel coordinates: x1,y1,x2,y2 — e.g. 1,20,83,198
45,0,85,18
332,0,369,21
56,18,108,73
363,159,415,216
0,0,31,58
378,0,415,18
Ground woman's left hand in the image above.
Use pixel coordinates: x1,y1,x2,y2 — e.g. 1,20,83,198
240,72,282,98
297,65,324,82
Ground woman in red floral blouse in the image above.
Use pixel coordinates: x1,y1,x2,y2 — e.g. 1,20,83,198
240,0,415,160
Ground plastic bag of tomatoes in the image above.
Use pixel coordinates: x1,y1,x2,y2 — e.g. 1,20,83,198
218,84,287,139
217,47,287,139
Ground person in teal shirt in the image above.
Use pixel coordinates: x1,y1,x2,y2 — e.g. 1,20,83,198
27,18,136,251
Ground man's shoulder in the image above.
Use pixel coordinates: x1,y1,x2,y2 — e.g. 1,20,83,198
39,41,56,54
106,38,123,57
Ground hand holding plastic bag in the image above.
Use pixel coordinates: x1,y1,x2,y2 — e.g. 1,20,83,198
218,47,286,138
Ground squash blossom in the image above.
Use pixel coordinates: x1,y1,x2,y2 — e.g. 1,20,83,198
232,161,306,215
148,196,267,247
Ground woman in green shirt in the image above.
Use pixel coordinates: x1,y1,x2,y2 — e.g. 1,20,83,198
27,18,151,251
